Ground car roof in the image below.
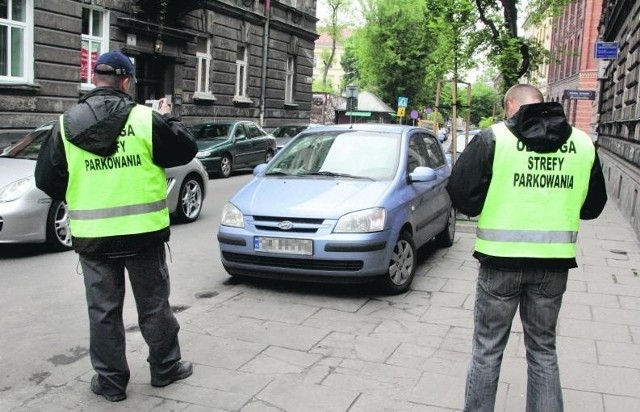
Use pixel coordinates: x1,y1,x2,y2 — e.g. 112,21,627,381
303,123,434,134
189,119,249,126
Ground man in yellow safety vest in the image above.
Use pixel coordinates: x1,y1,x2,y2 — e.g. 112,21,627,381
447,84,607,411
36,51,197,402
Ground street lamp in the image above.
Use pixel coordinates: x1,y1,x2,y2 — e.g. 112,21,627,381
345,85,358,125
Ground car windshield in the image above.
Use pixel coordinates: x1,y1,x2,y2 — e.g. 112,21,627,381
265,130,400,180
1,127,51,159
188,123,232,141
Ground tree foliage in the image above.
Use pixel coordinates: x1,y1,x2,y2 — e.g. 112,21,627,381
346,0,432,110
318,0,352,89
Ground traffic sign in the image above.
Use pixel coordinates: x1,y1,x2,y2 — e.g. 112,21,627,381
594,42,618,59
424,107,432,114
410,110,419,120
397,107,406,117
397,97,409,107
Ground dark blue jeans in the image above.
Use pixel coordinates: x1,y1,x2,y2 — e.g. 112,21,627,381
464,265,568,412
80,244,181,395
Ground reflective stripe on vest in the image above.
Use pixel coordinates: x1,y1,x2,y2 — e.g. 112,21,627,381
474,122,595,258
61,105,169,238
69,198,167,220
476,228,578,243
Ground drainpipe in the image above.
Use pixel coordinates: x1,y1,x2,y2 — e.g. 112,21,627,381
259,5,271,127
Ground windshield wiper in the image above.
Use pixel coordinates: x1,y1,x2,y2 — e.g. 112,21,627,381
302,171,375,181
265,171,291,176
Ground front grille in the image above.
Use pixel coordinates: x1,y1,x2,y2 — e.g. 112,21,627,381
250,215,327,234
222,252,363,271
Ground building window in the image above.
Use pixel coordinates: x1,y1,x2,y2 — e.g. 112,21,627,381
81,7,109,88
285,55,295,103
235,44,248,98
0,0,33,83
195,36,215,99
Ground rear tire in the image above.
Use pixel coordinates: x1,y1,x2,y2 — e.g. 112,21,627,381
435,207,456,248
46,200,72,252
378,231,416,295
219,154,232,178
265,150,274,163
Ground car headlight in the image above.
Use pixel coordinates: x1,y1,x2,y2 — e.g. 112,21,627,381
0,176,34,202
220,202,244,228
196,150,212,159
335,207,386,233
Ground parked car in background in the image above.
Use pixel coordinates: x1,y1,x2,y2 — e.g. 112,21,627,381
0,123,207,252
217,124,455,294
436,127,449,143
189,120,276,178
269,123,321,151
445,129,481,166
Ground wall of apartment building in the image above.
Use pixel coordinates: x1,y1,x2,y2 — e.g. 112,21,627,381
0,0,318,149
597,0,640,236
546,0,602,135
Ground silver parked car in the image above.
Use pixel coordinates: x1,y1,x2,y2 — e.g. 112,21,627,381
0,123,207,252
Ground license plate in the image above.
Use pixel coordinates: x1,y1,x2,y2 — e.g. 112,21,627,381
254,236,313,255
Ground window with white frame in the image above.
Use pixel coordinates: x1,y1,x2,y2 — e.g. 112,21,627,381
0,0,34,83
285,55,295,103
195,36,212,96
81,7,109,87
235,44,248,98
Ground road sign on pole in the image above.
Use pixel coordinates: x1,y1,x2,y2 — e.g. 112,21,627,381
397,97,409,108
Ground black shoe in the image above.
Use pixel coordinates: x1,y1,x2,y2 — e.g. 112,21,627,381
90,374,126,402
150,361,193,388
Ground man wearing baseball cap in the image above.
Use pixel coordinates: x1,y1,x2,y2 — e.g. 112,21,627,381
35,51,197,402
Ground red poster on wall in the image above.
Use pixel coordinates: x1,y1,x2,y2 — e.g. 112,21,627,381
81,47,89,81
81,42,100,82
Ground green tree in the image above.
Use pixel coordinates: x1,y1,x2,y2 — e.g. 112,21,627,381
472,0,571,92
348,0,431,110
318,0,352,89
468,82,500,125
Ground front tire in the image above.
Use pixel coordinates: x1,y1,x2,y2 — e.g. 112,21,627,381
265,150,274,163
174,175,204,223
378,231,416,294
46,200,72,252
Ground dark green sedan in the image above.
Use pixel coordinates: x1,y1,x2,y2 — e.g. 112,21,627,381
189,120,277,178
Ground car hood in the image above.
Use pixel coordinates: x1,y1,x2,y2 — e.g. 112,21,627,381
232,177,390,218
196,139,229,151
0,158,36,185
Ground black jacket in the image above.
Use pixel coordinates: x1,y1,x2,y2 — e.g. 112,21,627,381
35,87,197,257
446,102,608,269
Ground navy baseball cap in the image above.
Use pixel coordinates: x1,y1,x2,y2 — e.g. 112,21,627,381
94,51,136,81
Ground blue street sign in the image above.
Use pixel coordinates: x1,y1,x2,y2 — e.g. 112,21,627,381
594,42,618,59
397,97,409,107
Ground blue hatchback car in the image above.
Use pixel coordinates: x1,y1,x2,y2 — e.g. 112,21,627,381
217,124,455,293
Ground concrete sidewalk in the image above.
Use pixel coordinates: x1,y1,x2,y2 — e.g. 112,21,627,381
9,200,640,411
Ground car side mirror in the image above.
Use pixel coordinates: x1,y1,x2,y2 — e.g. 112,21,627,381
253,163,268,176
408,166,437,183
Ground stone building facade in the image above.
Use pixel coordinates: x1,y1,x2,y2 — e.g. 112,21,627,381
597,0,640,235
546,0,602,136
0,0,318,148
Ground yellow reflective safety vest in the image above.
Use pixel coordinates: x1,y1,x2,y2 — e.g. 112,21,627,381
60,105,169,238
475,122,595,258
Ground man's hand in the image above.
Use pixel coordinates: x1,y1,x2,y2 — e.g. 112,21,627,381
158,97,172,115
